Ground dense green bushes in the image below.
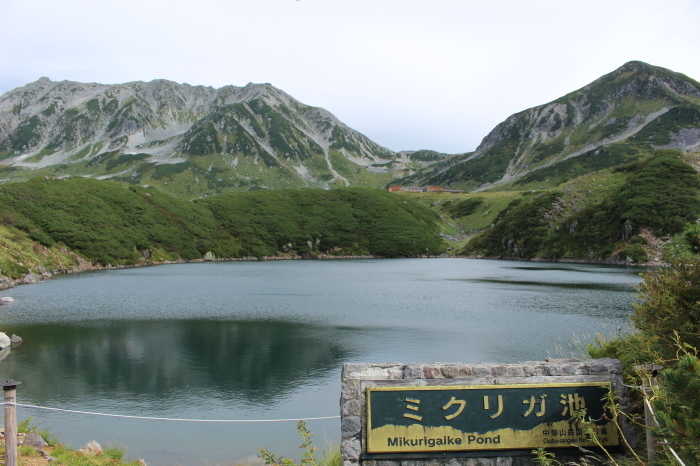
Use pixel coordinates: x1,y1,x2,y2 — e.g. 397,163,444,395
613,151,700,235
589,258,700,464
197,188,446,257
0,177,241,264
463,150,700,261
464,192,559,258
652,354,700,465
0,178,445,266
633,258,700,357
442,197,484,218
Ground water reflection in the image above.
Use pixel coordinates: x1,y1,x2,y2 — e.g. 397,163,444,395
504,265,647,275
2,320,356,406
181,320,355,403
466,278,633,291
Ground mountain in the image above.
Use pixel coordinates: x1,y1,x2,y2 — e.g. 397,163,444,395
0,78,435,197
395,61,700,191
3,61,699,198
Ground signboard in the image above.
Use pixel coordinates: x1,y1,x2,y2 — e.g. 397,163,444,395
366,383,618,453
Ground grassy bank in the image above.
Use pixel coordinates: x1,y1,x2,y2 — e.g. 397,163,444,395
0,222,93,288
1,417,145,466
1,418,342,466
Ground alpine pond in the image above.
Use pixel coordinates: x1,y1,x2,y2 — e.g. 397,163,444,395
0,258,644,465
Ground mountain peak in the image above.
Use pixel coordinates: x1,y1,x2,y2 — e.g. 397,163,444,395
11,76,54,93
394,61,700,191
0,76,400,196
618,60,653,72
609,60,700,88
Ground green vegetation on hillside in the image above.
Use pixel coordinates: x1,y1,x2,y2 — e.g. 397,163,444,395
2,115,44,153
0,178,445,269
197,188,446,257
389,190,526,248
0,177,241,265
407,150,455,163
442,197,485,218
506,144,640,190
397,146,513,190
465,192,561,258
464,150,700,261
631,107,700,146
0,223,81,279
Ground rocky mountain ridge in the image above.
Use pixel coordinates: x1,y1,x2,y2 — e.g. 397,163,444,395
0,78,445,196
396,61,700,191
2,61,700,197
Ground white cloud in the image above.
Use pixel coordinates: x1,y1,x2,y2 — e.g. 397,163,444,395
1,0,698,153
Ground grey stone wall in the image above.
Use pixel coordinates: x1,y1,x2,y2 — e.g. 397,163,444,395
340,358,630,466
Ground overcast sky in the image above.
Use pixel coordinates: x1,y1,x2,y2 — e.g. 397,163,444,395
1,0,699,154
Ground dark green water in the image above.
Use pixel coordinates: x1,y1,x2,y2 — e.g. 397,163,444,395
0,258,644,464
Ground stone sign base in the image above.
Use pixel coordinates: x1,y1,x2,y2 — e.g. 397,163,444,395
340,359,631,466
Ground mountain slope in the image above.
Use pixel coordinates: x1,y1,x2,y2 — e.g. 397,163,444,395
395,61,700,191
462,150,700,262
4,61,699,197
0,78,418,196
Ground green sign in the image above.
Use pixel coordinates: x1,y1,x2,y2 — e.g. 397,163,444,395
366,383,618,453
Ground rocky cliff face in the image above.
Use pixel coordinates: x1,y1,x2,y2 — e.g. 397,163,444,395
397,61,700,190
0,78,414,196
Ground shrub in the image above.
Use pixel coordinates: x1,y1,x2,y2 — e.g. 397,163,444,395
589,258,700,464
684,223,700,252
633,258,700,357
198,188,446,258
0,179,445,265
616,244,648,262
629,235,648,245
444,197,484,218
613,150,700,236
259,420,341,466
652,353,700,465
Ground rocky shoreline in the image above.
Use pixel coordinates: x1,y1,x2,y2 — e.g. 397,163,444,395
0,253,445,291
0,250,660,294
472,255,667,267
